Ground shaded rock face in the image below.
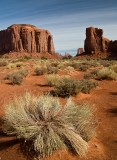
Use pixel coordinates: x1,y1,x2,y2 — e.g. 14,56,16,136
84,27,110,54
108,40,117,53
0,24,55,54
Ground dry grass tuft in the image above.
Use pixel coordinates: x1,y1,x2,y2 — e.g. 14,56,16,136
97,68,117,80
2,93,97,159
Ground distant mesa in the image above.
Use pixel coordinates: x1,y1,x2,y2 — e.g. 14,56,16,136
0,24,55,54
76,48,84,56
84,26,117,57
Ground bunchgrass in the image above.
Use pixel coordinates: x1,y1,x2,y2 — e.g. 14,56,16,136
54,77,81,97
5,69,28,85
97,68,117,80
34,66,47,76
45,74,60,86
2,93,97,159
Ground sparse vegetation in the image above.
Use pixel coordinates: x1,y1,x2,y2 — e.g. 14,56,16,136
5,69,28,85
54,77,81,97
2,92,96,159
34,66,47,75
47,66,58,74
109,65,117,73
0,59,8,66
5,72,24,85
97,68,117,80
79,80,98,94
45,74,60,86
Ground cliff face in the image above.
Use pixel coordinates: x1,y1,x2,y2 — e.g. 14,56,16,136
84,27,110,54
0,24,55,54
108,40,117,53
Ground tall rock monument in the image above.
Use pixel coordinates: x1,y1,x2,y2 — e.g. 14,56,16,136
84,27,110,54
0,24,55,54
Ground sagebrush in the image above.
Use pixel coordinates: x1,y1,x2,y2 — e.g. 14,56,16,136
2,93,96,159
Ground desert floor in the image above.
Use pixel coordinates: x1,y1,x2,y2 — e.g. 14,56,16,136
0,58,117,160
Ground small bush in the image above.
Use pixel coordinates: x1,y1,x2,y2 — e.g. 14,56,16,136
18,69,29,77
54,77,81,97
79,80,98,94
6,63,16,69
45,74,60,86
78,65,89,72
47,66,58,74
34,67,47,75
109,65,117,73
84,70,98,80
5,72,24,85
2,93,96,159
0,60,8,66
84,74,92,80
97,68,117,80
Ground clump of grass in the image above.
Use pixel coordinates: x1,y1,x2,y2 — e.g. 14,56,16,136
47,66,58,74
79,80,98,94
109,65,117,73
18,69,29,77
5,72,24,85
6,63,16,69
54,77,81,97
5,69,28,85
34,66,47,76
0,59,8,66
2,92,96,159
97,68,117,80
84,70,98,80
77,65,89,72
54,77,98,97
45,74,60,86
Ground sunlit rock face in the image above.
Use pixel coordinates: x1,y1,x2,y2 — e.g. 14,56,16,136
0,24,55,54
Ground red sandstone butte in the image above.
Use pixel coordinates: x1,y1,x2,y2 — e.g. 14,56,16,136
76,48,84,55
0,24,55,54
84,27,110,54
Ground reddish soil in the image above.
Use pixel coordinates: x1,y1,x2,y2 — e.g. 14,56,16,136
0,63,117,160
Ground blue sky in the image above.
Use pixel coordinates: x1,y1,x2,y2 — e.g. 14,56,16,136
0,0,117,52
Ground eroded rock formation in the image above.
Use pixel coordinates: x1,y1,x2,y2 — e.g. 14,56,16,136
0,24,55,54
108,40,117,53
76,48,84,55
84,27,110,54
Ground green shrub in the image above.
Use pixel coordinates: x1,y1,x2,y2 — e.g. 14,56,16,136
84,74,92,80
77,65,89,72
79,80,98,94
0,60,8,66
54,77,81,97
84,70,98,80
5,72,24,85
47,66,58,74
34,67,46,75
2,93,96,159
45,74,60,86
109,65,117,73
97,68,117,80
18,69,29,77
